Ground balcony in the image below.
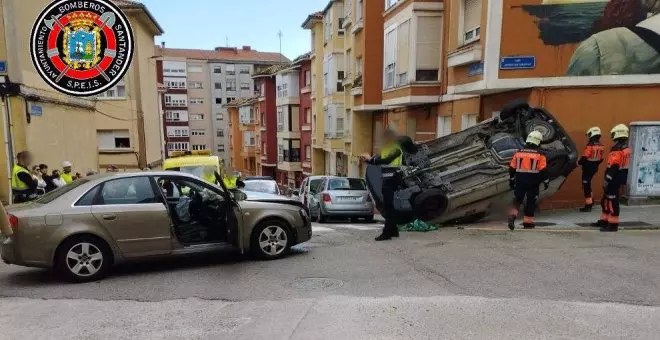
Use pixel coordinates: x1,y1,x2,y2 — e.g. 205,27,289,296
241,145,257,157
278,149,302,172
447,44,483,68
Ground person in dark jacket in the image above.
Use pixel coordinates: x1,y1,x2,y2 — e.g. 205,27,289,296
361,129,404,241
11,151,37,203
578,127,605,212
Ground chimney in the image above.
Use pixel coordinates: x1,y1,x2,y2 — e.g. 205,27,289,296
215,47,238,53
242,46,251,51
161,41,165,48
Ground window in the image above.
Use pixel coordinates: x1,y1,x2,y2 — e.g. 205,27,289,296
226,65,236,75
188,81,203,89
384,29,396,89
97,177,157,205
243,132,255,146
167,127,189,137
338,18,345,35
385,0,399,10
215,98,222,104
462,0,482,44
240,82,250,90
396,20,410,87
191,129,206,136
305,145,311,160
97,130,131,150
189,98,204,104
217,130,224,137
164,79,186,89
356,0,363,20
165,110,187,122
227,97,236,104
188,65,203,73
226,80,236,91
97,79,126,98
461,113,478,130
324,13,332,42
190,114,204,120
192,144,207,151
305,70,311,86
416,16,442,81
217,145,225,152
214,82,222,90
282,83,288,97
239,66,250,74
336,117,344,137
277,107,284,131
165,95,186,107
213,67,222,74
167,142,190,151
217,113,224,120
305,108,311,124
437,115,452,137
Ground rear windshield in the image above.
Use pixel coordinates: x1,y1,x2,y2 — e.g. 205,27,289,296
309,179,323,194
35,179,90,204
327,178,366,191
243,180,279,195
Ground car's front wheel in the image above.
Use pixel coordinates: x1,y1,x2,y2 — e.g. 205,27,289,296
251,220,291,260
55,235,112,282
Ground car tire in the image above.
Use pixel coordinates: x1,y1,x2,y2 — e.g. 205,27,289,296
412,189,449,222
251,220,292,260
55,235,112,283
525,119,556,143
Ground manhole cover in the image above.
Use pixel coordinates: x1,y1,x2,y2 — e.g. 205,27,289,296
291,277,344,290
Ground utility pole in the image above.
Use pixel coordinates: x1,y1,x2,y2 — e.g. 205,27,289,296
277,30,283,62
226,36,229,47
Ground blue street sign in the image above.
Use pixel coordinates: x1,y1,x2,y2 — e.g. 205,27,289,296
0,61,6,73
500,56,536,70
468,62,484,76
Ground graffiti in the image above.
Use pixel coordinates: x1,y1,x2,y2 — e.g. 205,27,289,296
522,0,660,76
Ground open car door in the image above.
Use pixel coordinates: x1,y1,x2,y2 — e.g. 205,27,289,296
215,172,243,252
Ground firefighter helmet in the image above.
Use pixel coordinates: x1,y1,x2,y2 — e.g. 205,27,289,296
526,130,543,146
610,124,629,140
586,127,601,138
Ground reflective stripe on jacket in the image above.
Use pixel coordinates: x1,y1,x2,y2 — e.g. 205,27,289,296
11,165,30,191
510,149,547,174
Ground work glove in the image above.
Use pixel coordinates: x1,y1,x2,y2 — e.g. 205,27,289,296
509,178,515,190
543,180,549,191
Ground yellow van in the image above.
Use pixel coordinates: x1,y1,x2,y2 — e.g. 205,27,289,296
163,151,221,184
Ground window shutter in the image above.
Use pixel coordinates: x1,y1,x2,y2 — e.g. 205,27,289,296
97,131,114,149
397,20,410,75
463,0,481,32
416,16,442,70
384,29,396,66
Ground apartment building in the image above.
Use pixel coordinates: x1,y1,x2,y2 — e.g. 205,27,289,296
157,46,289,165
297,54,314,176
0,0,164,203
253,65,287,178
439,0,660,208
275,62,303,187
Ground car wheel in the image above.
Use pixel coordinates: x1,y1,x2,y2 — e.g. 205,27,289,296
55,235,112,283
525,119,556,143
412,189,449,222
251,220,291,260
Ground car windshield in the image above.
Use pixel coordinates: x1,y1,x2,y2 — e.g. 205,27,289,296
243,180,279,194
176,166,217,180
327,178,366,191
34,179,89,204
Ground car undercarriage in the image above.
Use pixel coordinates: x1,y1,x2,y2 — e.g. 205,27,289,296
366,100,578,225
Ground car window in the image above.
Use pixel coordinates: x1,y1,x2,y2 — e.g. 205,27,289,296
97,177,157,205
157,176,224,202
35,179,89,204
75,185,100,206
309,179,323,195
328,178,366,190
243,180,278,194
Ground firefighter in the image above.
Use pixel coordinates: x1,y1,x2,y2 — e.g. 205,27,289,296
593,124,631,232
508,130,550,230
361,128,403,241
578,127,605,212
61,161,74,185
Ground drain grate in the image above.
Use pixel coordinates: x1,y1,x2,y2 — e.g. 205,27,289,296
291,277,344,290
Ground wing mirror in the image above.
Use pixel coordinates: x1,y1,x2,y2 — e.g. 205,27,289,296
231,190,247,201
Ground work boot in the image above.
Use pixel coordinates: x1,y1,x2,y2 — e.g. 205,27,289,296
591,220,608,228
579,204,593,212
375,233,392,241
508,215,516,230
600,224,619,232
523,222,535,229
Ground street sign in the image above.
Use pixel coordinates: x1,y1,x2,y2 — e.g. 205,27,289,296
500,56,536,70
0,61,6,73
468,62,483,76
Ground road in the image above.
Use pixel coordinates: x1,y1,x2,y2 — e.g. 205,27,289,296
1,221,660,339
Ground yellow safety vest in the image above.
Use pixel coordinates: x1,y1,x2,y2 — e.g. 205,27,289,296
380,142,403,166
202,172,216,184
223,176,237,189
11,165,30,191
61,172,73,184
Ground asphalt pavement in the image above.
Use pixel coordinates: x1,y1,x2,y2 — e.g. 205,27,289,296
1,219,660,339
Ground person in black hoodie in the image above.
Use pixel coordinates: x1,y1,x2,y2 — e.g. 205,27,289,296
578,127,605,212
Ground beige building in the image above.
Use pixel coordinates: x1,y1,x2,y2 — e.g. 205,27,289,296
0,0,164,203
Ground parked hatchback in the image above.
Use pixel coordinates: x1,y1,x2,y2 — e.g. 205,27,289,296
310,177,374,223
1,172,311,282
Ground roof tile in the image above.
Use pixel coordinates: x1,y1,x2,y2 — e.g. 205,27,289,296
157,46,290,64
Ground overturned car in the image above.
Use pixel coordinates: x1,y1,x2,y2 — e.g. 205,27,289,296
366,100,578,225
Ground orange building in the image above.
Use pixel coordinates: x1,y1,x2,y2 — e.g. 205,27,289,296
226,96,259,176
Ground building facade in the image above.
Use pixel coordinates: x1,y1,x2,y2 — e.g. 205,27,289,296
0,0,164,203
157,46,289,165
252,65,285,179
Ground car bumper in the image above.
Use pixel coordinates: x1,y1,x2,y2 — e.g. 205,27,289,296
321,204,374,216
1,235,49,269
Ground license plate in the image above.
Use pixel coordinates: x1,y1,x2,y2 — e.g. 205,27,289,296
340,196,359,201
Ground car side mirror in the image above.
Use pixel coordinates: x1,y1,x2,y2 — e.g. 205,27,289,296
231,190,247,201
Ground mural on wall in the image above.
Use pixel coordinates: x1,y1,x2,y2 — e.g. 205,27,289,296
523,0,660,75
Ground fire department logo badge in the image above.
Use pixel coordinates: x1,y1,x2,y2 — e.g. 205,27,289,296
30,0,134,97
